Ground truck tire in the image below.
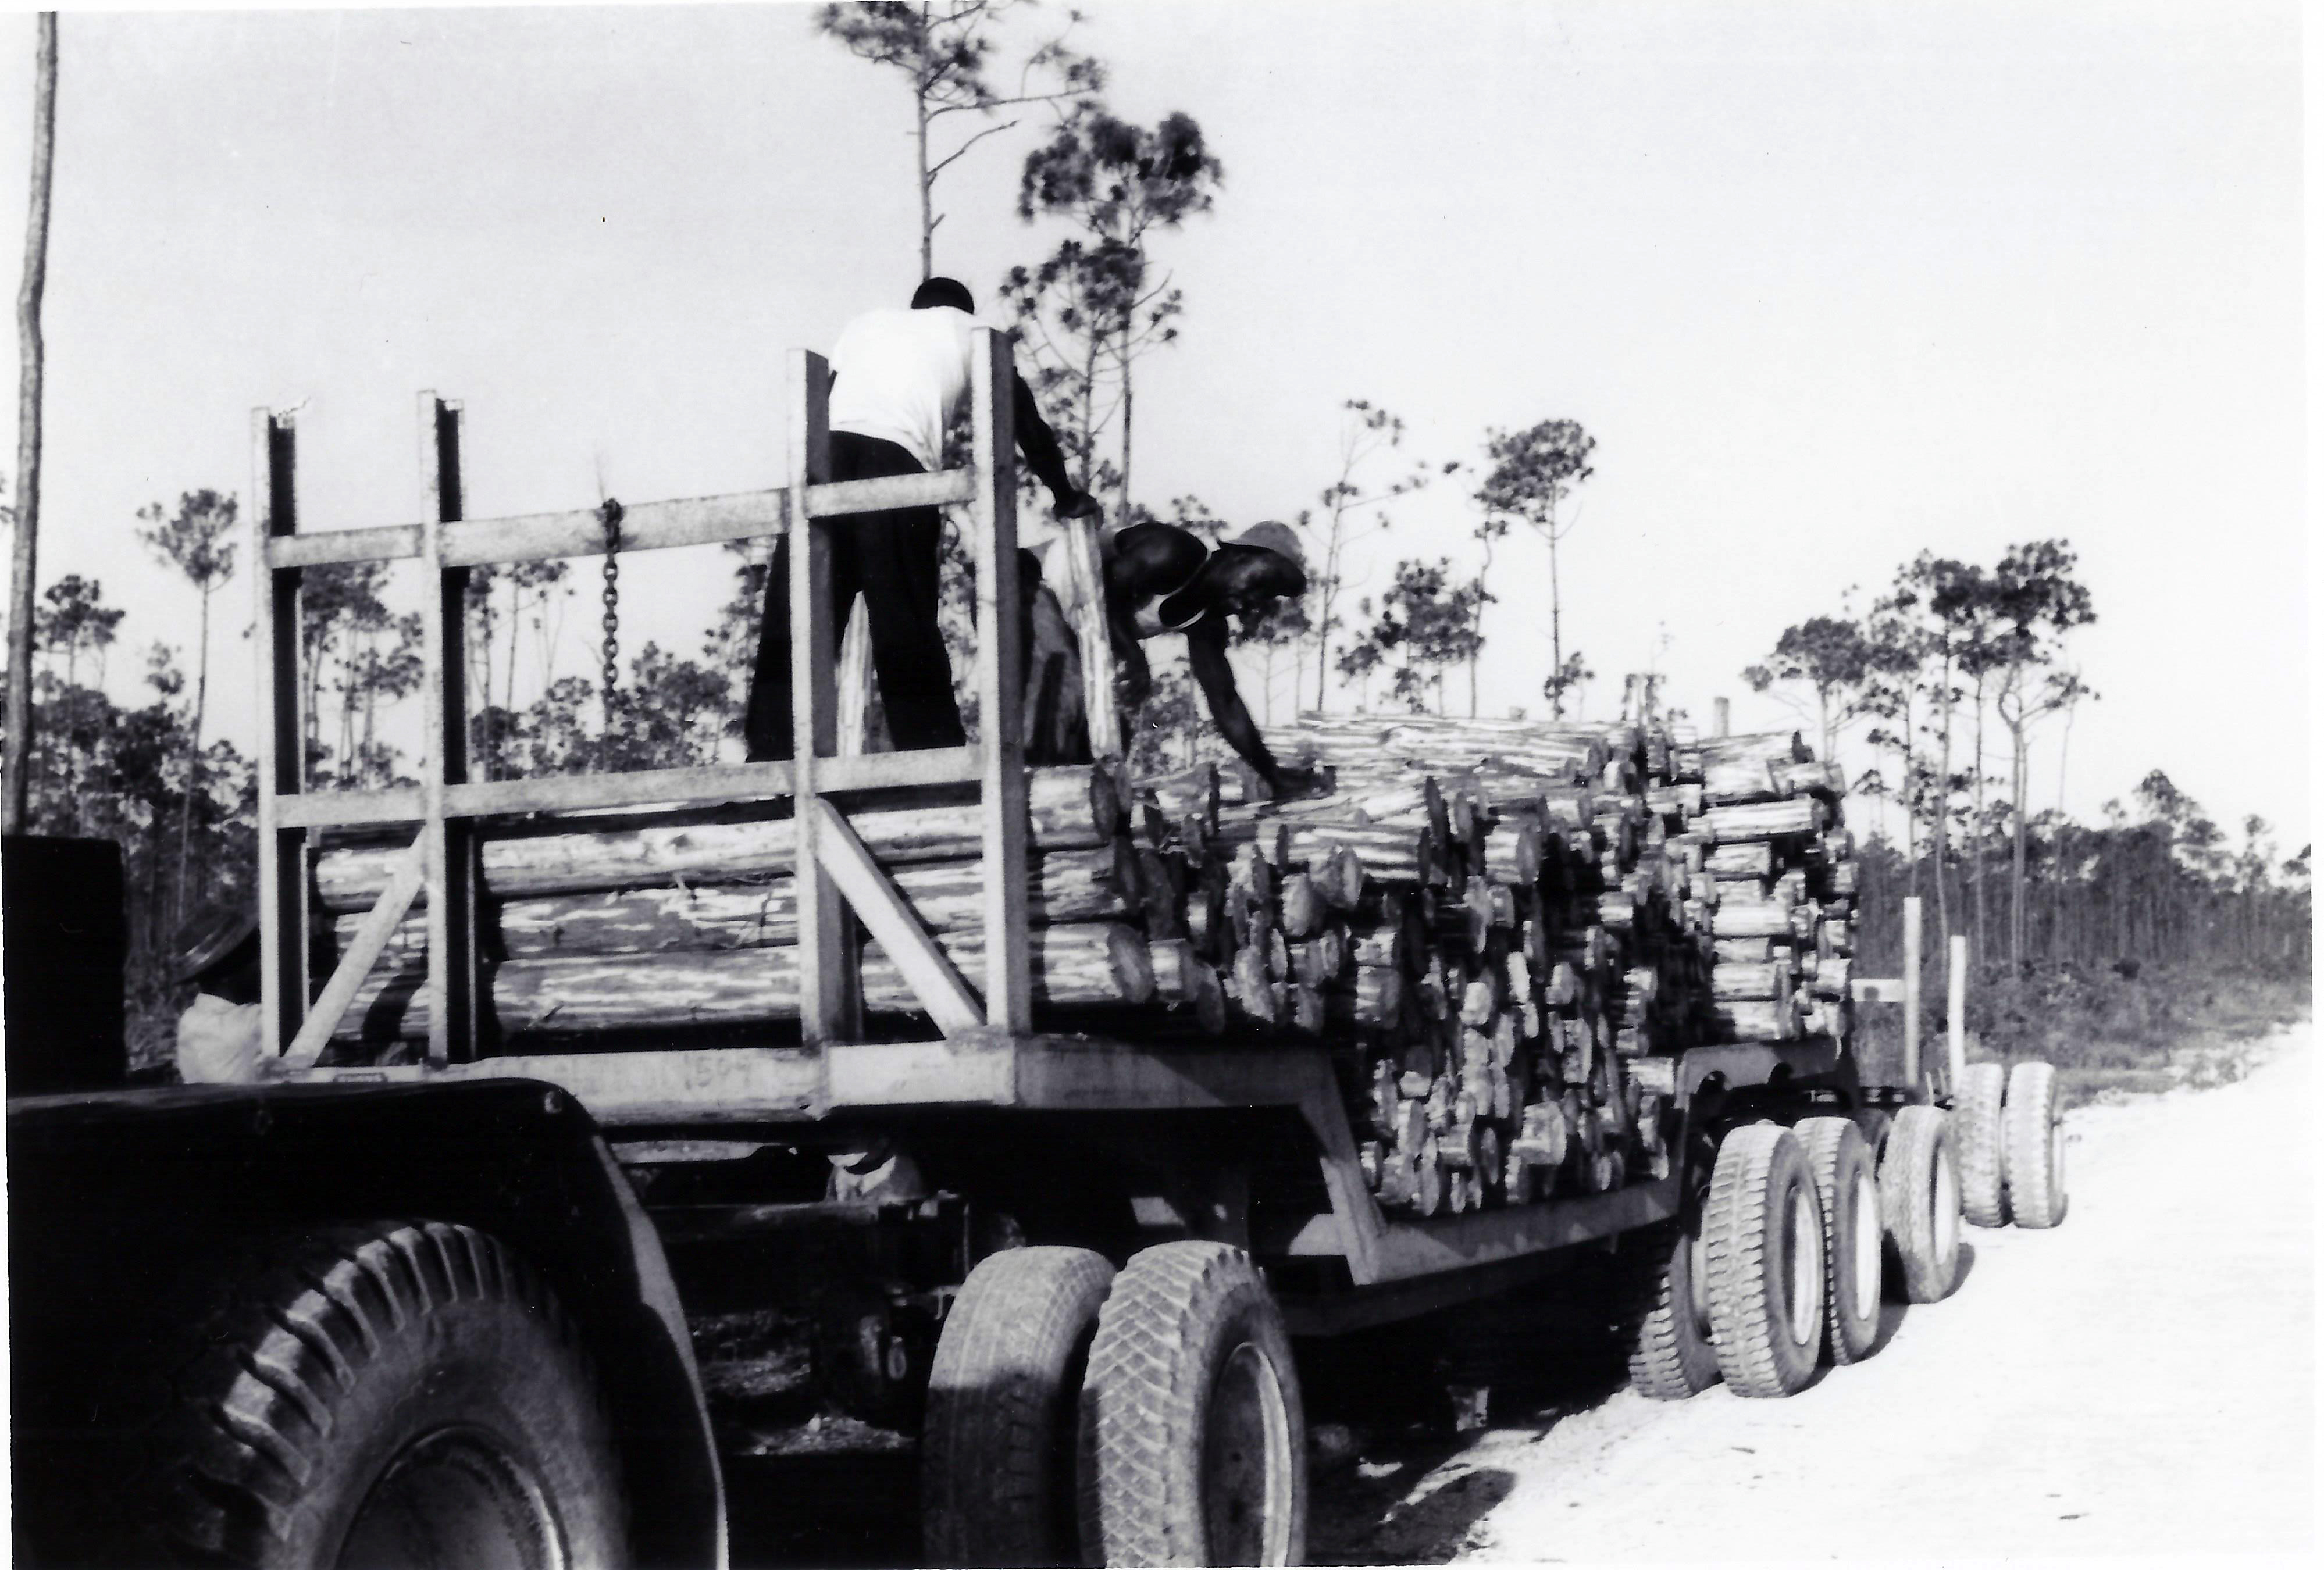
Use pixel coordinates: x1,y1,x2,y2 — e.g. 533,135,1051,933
1955,1061,2009,1227
1078,1241,1306,1567
1879,1104,1961,1303
2005,1059,2069,1228
1797,1116,1881,1365
1623,1220,1720,1399
151,1220,627,1569
1701,1123,1824,1398
922,1247,1116,1568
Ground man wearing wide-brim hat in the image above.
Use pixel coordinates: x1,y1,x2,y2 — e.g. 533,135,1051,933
1097,516,1318,795
169,901,265,1085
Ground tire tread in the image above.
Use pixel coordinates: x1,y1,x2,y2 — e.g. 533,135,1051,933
149,1220,616,1568
1955,1062,2008,1227
2005,1059,2068,1228
1797,1116,1880,1365
1079,1241,1305,1567
1702,1123,1817,1398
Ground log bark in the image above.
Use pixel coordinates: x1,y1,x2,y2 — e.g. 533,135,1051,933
1700,798,1826,845
334,920,1154,1043
1711,897,1797,940
1705,843,1773,879
1711,961,1785,1001
1707,998,1797,1043
384,841,1141,959
1288,823,1434,887
315,765,1122,910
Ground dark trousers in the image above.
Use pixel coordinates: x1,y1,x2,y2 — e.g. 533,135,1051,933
743,432,966,761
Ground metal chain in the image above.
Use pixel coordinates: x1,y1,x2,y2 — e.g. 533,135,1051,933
597,498,625,713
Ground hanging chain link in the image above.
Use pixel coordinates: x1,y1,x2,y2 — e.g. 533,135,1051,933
597,497,625,713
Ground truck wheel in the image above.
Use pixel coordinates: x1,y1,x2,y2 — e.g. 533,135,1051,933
154,1221,626,1569
922,1247,1116,1568
1955,1061,2009,1227
2005,1059,2069,1228
1078,1241,1306,1567
1797,1116,1881,1365
1624,1220,1720,1399
1701,1123,1824,1397
1879,1104,1961,1302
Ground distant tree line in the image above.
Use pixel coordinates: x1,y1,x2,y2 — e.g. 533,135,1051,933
1748,542,2307,977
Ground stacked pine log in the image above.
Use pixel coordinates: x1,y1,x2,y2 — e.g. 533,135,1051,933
309,767,1199,1047
308,713,1856,1224
1224,713,1858,1215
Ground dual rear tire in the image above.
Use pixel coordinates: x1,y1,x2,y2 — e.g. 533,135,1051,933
1951,1058,2071,1230
1628,1115,1884,1400
1699,1123,1826,1397
2004,1059,2069,1228
1797,1116,1883,1366
923,1241,1306,1568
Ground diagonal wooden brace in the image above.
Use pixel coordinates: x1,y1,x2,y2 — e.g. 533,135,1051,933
810,799,985,1036
279,844,426,1071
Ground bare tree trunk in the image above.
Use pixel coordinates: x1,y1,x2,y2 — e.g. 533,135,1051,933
504,579,521,756
2009,724,2029,968
1313,513,1344,711
1117,329,1134,524
173,583,209,921
915,73,935,279
1546,529,1563,718
1077,336,1097,491
1933,650,1953,941
1970,672,1988,966
1900,688,1920,895
1467,538,1491,719
3,13,58,834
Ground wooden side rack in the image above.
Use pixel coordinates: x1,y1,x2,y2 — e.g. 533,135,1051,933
253,330,1033,1072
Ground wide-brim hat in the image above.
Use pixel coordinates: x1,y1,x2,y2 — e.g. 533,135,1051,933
172,902,260,985
1229,520,1306,574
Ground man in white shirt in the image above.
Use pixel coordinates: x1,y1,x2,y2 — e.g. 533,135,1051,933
743,277,1098,760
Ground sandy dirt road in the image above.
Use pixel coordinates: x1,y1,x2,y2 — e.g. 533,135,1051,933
1313,1025,2315,1564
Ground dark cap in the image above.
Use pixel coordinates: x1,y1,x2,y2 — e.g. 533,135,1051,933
910,276,976,313
171,901,259,986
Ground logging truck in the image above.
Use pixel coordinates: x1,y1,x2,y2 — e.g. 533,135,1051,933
6,333,2068,1569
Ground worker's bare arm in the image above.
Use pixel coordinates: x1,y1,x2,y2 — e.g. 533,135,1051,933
1186,618,1281,787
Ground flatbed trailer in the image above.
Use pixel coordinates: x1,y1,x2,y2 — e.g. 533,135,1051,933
7,334,2039,1570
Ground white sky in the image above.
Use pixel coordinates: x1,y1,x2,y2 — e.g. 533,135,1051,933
0,1,2305,851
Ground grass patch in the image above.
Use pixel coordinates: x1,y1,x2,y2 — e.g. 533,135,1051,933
2056,1066,2179,1111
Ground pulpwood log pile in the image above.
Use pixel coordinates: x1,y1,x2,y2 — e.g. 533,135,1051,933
1196,712,1860,1216
309,715,1857,1223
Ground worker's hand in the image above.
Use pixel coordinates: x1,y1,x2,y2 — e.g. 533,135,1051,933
1051,488,1103,523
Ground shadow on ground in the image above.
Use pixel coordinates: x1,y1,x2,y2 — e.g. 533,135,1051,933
1301,1255,1641,1564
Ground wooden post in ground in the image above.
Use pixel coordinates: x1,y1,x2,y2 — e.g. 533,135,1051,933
1947,932,1968,1089
1901,895,1923,1093
790,349,859,1044
252,410,310,1061
1713,696,1730,738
